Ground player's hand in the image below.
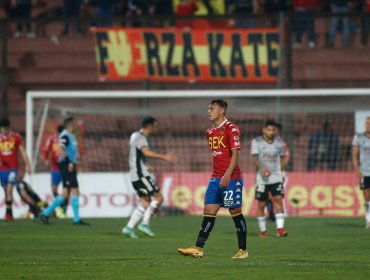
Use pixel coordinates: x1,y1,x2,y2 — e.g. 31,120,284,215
356,170,363,180
262,167,271,177
44,160,49,166
68,163,74,172
164,152,177,162
220,174,231,188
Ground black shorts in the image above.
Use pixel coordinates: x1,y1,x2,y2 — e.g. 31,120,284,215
132,176,159,197
255,182,284,202
360,177,370,190
58,162,79,189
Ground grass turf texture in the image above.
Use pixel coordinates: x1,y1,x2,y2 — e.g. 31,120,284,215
0,217,369,280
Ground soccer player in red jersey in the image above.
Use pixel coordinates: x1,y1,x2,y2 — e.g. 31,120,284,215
178,100,248,259
0,118,31,221
43,125,66,218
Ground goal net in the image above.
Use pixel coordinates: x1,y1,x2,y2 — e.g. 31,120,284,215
25,89,370,218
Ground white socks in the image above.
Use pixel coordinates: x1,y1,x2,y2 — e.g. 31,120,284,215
127,206,146,229
142,200,160,225
257,216,266,232
366,202,370,223
276,213,285,229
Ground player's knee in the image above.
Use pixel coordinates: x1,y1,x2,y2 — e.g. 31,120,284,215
141,196,151,208
229,207,242,216
153,193,163,204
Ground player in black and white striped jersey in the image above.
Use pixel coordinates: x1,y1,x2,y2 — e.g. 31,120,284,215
122,116,176,238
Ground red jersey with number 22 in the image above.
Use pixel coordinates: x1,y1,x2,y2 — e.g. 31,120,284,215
207,119,242,180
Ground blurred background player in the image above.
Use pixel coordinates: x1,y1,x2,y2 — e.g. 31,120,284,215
252,120,288,237
178,100,248,259
0,118,31,221
43,124,67,218
41,117,89,225
266,122,290,221
16,172,48,219
352,116,370,229
122,116,176,238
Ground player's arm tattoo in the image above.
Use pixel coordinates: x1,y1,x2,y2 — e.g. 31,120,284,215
352,145,360,173
252,155,265,171
280,156,286,171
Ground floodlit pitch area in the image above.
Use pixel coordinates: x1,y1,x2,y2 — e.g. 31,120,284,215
0,217,369,279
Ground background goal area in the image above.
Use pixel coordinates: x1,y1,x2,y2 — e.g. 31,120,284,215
25,89,370,218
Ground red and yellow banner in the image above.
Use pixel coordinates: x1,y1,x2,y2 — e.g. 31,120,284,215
92,28,279,82
159,172,365,217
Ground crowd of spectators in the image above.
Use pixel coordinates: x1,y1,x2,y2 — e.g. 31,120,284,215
0,0,369,47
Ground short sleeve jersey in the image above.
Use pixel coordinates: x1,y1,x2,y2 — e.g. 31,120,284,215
251,136,285,185
59,130,78,164
43,135,60,171
129,131,151,181
352,133,370,176
0,132,23,170
206,119,242,180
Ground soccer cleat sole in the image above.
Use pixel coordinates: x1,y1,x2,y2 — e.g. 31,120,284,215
177,248,203,258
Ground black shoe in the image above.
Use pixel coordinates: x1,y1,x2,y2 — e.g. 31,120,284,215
40,214,49,225
73,220,90,226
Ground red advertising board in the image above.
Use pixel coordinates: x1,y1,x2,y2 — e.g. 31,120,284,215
159,172,365,217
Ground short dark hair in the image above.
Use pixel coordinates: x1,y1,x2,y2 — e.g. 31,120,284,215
57,125,64,134
63,117,74,128
0,118,10,128
264,119,276,128
210,99,228,113
142,116,157,128
275,122,282,131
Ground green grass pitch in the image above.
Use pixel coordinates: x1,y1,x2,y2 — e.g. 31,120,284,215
0,216,369,280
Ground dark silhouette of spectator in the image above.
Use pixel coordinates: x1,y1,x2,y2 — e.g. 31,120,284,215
127,0,150,27
153,0,173,27
328,0,351,47
228,0,254,28
264,0,292,27
91,0,115,27
61,0,83,36
0,0,12,17
175,0,198,29
12,0,35,38
307,122,340,171
292,0,318,49
361,0,370,46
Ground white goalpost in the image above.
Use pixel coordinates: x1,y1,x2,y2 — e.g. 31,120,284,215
24,88,370,219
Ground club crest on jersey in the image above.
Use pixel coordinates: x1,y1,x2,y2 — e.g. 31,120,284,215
220,127,225,135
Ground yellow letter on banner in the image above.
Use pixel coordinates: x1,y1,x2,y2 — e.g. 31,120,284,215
106,30,132,77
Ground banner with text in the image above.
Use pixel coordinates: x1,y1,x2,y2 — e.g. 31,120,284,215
1,172,363,219
159,172,365,217
92,28,279,82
